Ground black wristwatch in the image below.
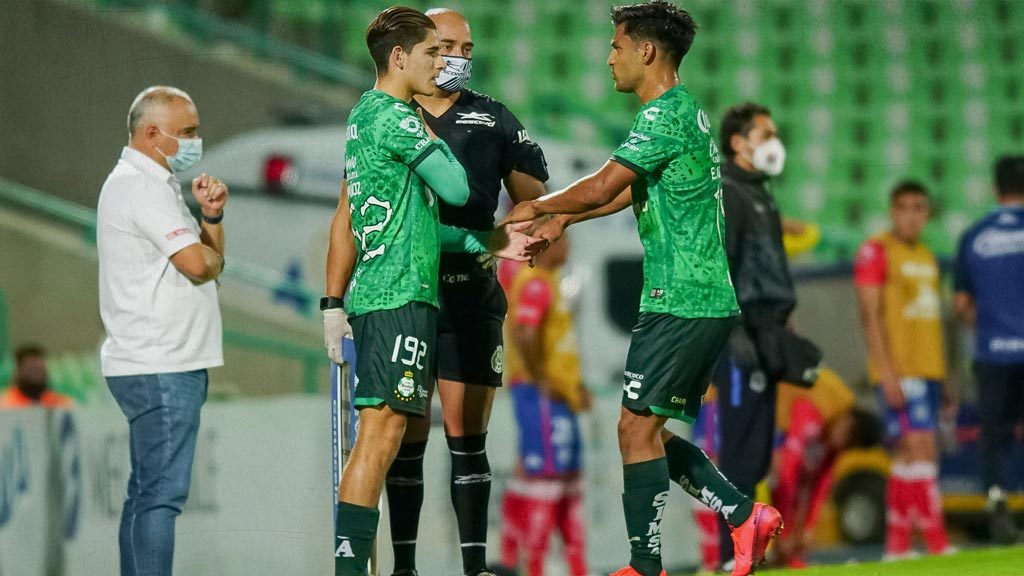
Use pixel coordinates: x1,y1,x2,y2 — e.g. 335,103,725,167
320,296,345,310
202,211,224,225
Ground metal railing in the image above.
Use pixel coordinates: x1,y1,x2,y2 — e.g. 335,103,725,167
0,177,324,394
90,0,373,90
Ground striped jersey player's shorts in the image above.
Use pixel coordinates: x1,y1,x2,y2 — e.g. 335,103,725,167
876,377,942,440
509,382,582,476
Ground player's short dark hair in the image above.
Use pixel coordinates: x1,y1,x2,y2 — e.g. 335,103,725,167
890,179,929,203
610,1,698,69
719,102,771,159
995,155,1024,197
15,344,46,365
366,6,436,76
847,408,883,449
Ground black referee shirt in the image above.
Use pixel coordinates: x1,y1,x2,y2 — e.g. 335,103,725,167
413,89,549,232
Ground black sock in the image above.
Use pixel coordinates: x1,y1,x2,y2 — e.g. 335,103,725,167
448,433,491,575
335,501,380,576
386,440,427,573
663,434,754,526
622,458,670,576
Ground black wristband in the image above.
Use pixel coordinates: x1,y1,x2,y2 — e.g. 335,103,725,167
202,211,224,225
320,296,345,310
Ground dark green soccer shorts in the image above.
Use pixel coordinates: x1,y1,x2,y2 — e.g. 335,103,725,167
622,314,738,422
349,301,437,417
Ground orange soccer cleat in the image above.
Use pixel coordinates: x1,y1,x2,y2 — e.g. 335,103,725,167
729,503,784,576
609,566,666,576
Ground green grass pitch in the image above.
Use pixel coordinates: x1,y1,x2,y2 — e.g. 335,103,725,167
754,546,1024,576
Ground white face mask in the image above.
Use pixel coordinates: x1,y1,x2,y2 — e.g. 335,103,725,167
436,55,472,93
750,137,786,177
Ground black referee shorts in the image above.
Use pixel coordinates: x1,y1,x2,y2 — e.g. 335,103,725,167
437,256,507,387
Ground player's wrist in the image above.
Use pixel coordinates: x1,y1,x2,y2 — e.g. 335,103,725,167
320,296,345,310
201,209,224,223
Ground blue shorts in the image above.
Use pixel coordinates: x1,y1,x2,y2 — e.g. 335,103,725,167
876,378,942,440
509,382,582,476
692,399,719,459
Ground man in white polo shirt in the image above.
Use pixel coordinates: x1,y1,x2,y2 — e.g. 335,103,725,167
97,85,227,576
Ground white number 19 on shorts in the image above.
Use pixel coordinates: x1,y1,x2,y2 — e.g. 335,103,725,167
391,335,427,370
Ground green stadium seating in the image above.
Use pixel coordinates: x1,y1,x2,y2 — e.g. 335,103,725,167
177,0,1024,258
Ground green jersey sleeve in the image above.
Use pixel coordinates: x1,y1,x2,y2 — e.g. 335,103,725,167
438,225,488,253
611,106,687,176
379,101,437,169
413,140,470,206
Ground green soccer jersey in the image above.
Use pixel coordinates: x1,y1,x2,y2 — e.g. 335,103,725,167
344,90,441,316
611,85,739,319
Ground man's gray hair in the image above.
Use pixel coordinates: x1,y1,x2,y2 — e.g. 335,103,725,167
424,7,462,18
127,86,193,136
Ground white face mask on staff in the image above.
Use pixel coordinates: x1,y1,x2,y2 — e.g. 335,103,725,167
744,137,786,177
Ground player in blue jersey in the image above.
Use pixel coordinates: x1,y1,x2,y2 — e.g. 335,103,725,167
954,154,1024,544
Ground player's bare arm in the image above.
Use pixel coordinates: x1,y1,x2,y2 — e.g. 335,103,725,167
511,318,553,397
326,180,357,298
500,160,637,225
535,187,634,243
854,283,904,407
323,180,357,364
504,169,547,204
953,291,976,327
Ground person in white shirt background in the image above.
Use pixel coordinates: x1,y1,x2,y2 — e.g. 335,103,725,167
97,85,228,576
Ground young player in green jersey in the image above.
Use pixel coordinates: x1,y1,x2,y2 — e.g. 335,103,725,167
322,8,542,576
502,3,781,576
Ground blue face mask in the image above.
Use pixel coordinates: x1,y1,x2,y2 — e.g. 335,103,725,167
157,130,203,172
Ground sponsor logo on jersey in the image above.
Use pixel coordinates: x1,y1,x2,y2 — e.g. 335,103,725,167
516,129,531,143
697,109,711,134
973,228,1024,258
643,106,661,122
991,337,1024,353
455,112,496,127
649,288,664,299
670,396,686,405
399,116,422,134
396,371,416,400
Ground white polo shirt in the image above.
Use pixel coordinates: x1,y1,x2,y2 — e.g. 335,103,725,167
97,146,223,377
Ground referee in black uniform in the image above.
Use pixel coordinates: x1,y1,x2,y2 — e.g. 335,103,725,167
382,9,549,576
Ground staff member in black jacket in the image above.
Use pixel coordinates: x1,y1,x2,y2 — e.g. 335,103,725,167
713,102,819,571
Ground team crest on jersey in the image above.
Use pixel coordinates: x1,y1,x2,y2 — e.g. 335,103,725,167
491,345,504,374
396,371,416,400
455,112,496,127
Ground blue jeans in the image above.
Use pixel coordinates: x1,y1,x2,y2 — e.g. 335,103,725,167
106,370,208,576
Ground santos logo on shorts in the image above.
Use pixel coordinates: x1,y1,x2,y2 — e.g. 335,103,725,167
396,371,416,401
